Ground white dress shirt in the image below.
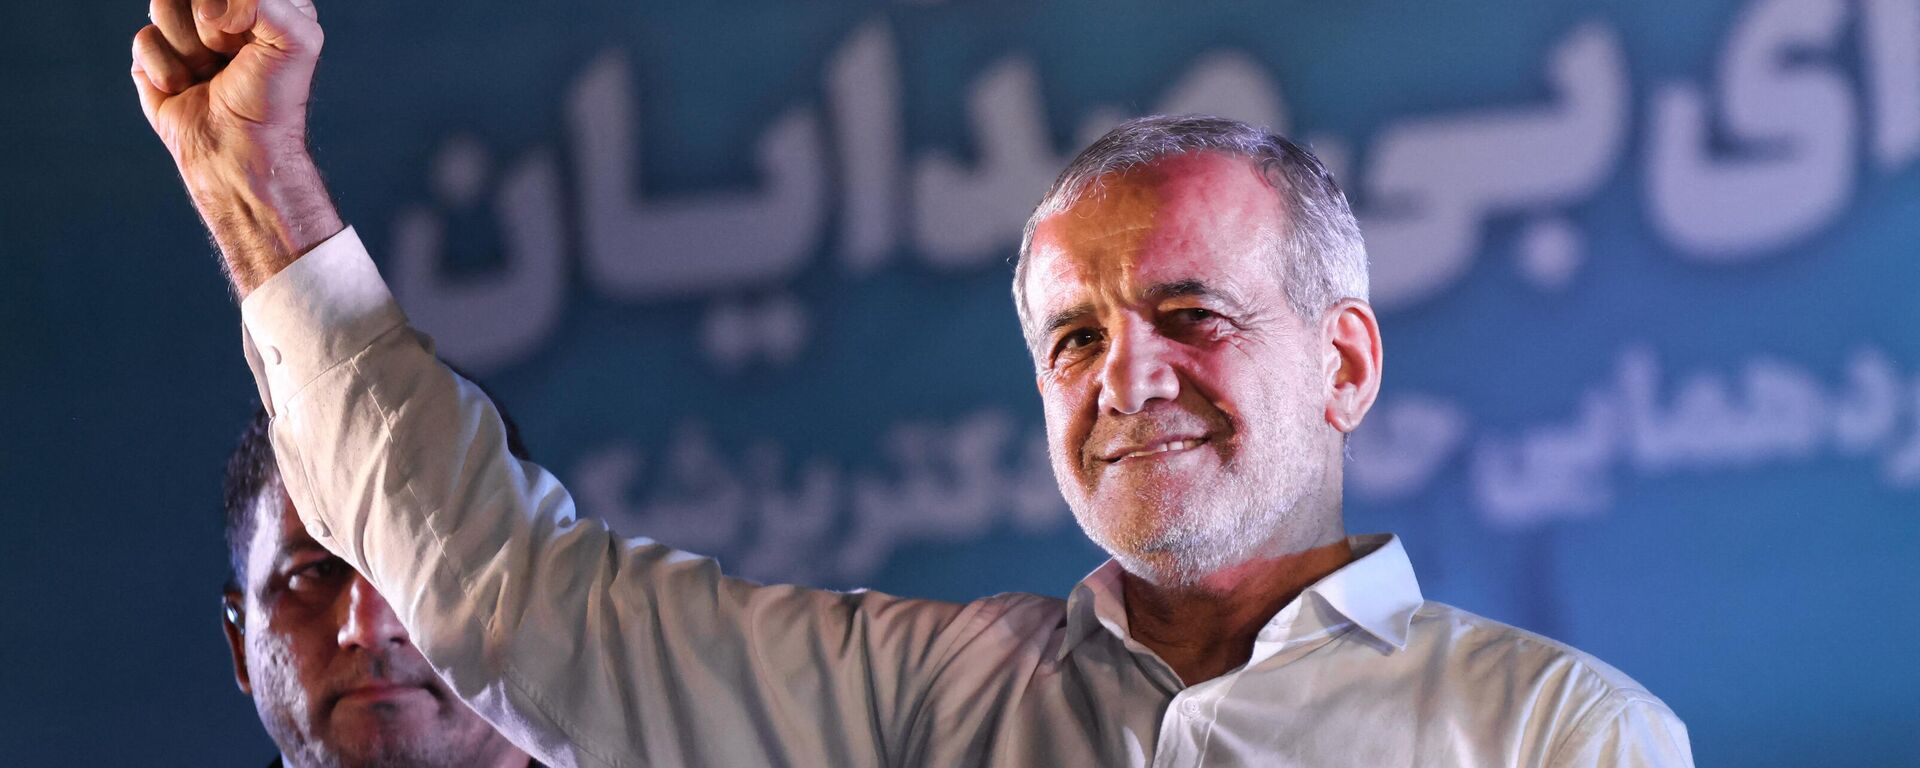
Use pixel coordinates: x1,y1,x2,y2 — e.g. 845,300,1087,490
238,227,1693,767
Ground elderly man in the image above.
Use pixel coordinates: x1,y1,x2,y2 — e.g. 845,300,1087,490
220,408,539,768
137,1,1692,765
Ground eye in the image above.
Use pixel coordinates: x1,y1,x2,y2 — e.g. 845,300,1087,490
1051,327,1104,361
287,557,349,592
1062,328,1102,349
1159,306,1234,341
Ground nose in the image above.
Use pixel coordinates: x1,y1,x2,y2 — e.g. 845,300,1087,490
337,574,410,650
1098,319,1180,414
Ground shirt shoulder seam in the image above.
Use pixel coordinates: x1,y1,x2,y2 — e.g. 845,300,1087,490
1543,675,1674,764
1418,602,1654,694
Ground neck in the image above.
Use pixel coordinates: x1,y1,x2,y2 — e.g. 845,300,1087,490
1121,537,1354,685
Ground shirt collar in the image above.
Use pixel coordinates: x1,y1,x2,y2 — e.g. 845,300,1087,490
1059,559,1129,663
1305,534,1422,651
1058,533,1423,663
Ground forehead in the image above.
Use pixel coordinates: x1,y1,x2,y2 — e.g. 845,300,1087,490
1026,151,1281,313
242,489,317,588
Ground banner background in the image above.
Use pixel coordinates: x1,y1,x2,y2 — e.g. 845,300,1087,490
3,0,1915,763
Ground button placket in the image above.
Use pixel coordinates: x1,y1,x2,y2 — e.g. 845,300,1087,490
1151,692,1210,768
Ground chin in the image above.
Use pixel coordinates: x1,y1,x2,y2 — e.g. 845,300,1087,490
320,733,442,768
1075,501,1229,578
1108,545,1238,588
324,714,449,759
1121,470,1306,570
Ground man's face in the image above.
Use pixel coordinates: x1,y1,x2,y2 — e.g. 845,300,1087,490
223,487,524,768
1023,151,1349,585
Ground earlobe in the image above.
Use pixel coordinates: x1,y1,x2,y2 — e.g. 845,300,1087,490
221,592,252,695
1320,300,1383,433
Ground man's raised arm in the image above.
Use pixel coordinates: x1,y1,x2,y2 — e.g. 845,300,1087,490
132,4,975,765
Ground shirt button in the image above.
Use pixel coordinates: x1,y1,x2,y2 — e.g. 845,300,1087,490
1181,700,1203,718
307,518,332,539
265,345,283,365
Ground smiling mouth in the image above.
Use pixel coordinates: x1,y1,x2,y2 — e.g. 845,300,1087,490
1108,437,1208,462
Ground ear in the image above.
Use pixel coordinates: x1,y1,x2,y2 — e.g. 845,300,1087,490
1320,299,1383,433
221,590,253,695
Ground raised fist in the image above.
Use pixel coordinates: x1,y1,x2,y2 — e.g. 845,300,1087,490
131,0,341,295
131,0,322,168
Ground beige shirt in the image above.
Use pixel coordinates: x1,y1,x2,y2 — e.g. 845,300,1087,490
239,227,1694,768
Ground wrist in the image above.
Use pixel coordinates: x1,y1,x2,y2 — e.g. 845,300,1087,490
184,146,343,297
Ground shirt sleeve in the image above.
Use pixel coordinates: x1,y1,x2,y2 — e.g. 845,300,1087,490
1547,688,1695,768
239,228,977,768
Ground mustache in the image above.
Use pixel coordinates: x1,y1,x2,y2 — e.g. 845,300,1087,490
1085,404,1231,458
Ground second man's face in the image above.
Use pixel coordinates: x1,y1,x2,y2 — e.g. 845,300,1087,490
227,489,522,767
1023,151,1345,585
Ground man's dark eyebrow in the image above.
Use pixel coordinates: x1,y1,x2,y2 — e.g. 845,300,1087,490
268,539,332,573
251,539,333,598
1040,304,1095,341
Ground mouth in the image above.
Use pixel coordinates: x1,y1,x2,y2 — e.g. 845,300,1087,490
1103,436,1209,463
334,683,431,706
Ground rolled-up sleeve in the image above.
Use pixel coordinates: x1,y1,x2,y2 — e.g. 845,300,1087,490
238,228,973,768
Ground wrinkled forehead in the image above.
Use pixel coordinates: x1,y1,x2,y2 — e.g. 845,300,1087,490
1025,152,1280,314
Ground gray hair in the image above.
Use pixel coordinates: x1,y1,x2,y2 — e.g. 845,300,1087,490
1013,114,1368,348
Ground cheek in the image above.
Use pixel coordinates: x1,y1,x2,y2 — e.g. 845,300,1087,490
1240,359,1324,436
1176,352,1241,407
1038,374,1096,452
251,617,335,708
1187,353,1303,433
247,630,318,729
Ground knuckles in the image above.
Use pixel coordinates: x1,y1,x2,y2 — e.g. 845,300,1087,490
129,1,324,150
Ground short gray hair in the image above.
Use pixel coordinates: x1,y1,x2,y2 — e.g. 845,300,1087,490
1013,114,1368,347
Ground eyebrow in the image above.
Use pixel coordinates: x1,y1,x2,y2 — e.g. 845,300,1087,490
1145,279,1235,306
268,539,332,573
1040,305,1096,342
1038,279,1245,340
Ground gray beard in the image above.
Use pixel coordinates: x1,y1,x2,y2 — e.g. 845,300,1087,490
1073,419,1336,588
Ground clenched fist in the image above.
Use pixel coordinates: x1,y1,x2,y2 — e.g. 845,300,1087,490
132,0,341,296
131,0,320,165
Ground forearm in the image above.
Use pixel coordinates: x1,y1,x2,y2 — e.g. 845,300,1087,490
131,0,334,298
182,146,343,298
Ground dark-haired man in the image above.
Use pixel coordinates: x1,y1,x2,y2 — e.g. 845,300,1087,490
220,409,538,768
